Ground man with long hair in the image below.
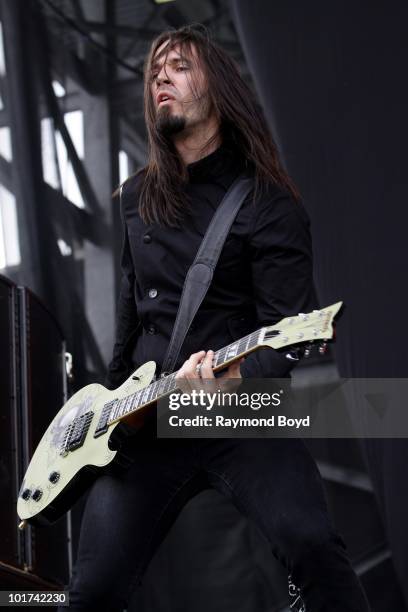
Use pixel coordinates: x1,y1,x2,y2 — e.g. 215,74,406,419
66,25,369,611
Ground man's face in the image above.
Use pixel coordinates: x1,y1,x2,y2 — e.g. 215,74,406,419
149,42,213,137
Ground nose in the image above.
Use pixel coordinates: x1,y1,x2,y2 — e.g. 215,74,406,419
156,65,172,87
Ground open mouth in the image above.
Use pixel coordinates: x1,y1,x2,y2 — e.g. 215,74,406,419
157,92,175,105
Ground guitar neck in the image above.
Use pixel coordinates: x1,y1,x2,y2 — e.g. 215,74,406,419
107,328,265,425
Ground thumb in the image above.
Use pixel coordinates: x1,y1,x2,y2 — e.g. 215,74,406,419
227,358,244,378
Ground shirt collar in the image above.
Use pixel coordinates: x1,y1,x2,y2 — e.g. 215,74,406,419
186,143,244,188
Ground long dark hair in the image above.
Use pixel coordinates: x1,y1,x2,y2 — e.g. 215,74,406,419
138,24,299,226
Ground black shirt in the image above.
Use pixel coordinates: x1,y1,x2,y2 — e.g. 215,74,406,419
105,144,316,389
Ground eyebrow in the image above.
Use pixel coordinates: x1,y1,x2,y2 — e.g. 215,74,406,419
151,55,190,72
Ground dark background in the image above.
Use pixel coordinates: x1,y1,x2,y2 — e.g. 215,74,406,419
0,1,407,610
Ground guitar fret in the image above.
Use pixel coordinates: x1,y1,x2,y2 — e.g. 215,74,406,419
156,379,164,398
112,399,123,420
248,331,258,349
125,394,134,414
165,377,171,392
148,384,155,401
114,399,123,418
132,390,141,410
157,379,164,396
145,384,154,404
160,377,169,396
109,402,117,422
144,385,152,404
140,387,149,406
117,397,126,418
214,330,261,368
151,382,158,400
164,377,171,393
118,398,127,418
149,381,158,401
226,343,239,359
154,380,161,399
237,336,247,354
216,346,227,366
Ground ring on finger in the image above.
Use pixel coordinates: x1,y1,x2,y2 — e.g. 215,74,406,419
195,362,203,377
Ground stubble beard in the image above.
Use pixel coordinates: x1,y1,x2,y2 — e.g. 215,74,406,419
156,106,186,138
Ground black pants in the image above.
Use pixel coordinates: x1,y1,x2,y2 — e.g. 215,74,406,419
64,430,369,611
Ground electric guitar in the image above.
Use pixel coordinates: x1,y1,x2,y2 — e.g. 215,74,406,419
17,301,342,528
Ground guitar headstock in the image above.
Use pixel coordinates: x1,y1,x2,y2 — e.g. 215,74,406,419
261,301,343,355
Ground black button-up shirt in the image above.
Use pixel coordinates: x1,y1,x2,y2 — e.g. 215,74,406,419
105,144,316,389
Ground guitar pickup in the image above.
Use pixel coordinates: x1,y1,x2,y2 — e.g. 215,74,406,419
66,411,94,451
94,400,117,438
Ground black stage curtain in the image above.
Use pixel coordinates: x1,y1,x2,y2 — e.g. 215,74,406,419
232,0,408,604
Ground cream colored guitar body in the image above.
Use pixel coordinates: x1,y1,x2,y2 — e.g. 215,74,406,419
17,361,156,526
17,301,343,528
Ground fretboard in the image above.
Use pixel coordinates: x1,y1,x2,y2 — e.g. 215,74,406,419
107,328,263,425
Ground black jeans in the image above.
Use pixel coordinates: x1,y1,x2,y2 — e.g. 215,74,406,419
64,428,369,611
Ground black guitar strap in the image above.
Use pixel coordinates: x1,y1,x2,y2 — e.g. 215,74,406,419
160,174,254,376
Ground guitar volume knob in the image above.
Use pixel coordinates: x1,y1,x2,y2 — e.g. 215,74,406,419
48,471,60,484
21,488,31,501
31,489,43,502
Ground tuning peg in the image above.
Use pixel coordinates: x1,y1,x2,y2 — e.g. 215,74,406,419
318,341,328,355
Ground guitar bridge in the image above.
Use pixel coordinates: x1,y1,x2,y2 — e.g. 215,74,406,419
60,411,94,455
